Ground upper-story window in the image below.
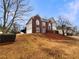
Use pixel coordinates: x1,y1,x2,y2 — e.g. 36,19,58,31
42,22,46,26
48,23,51,30
36,19,40,25
48,23,51,27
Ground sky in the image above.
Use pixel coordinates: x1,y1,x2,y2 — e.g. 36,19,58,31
0,0,79,29
27,0,79,27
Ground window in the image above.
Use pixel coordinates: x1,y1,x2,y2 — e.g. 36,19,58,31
42,28,46,33
48,23,51,30
36,27,40,32
36,19,40,25
52,23,57,30
42,22,46,26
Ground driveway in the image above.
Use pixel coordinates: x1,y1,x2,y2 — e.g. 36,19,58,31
69,36,79,40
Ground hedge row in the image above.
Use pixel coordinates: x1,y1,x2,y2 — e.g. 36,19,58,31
0,34,16,43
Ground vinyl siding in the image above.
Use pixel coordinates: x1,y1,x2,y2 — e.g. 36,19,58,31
26,19,32,34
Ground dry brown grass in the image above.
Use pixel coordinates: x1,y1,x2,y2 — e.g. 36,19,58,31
0,33,79,59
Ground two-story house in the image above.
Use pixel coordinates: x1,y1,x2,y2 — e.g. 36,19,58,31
26,15,57,34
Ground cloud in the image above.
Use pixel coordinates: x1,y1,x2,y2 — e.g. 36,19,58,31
61,0,79,22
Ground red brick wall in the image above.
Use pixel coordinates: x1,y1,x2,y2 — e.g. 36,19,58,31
32,15,42,33
29,15,54,33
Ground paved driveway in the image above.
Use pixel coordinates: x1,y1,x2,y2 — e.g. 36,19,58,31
69,36,79,39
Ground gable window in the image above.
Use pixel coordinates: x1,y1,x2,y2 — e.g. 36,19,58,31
36,19,40,25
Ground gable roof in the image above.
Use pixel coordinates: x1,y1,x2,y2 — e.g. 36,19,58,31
26,15,56,25
41,18,47,22
48,17,56,23
26,17,32,25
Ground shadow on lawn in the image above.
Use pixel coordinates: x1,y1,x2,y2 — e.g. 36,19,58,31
0,42,15,46
32,33,79,45
53,37,79,45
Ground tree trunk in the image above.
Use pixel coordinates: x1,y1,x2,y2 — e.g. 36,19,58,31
62,25,65,36
2,27,7,34
62,29,65,36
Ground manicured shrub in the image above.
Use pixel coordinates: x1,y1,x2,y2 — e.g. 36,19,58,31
0,34,16,43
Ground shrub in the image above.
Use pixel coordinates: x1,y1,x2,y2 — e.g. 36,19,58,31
0,34,16,43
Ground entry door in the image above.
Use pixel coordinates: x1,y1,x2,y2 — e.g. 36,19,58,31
48,23,51,30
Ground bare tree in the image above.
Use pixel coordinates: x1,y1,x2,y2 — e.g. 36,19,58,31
73,26,78,35
57,16,71,36
0,0,32,33
12,22,20,33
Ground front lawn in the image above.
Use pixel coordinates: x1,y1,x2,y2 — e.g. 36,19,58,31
0,33,79,59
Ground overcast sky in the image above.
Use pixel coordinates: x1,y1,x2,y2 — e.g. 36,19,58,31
29,0,79,27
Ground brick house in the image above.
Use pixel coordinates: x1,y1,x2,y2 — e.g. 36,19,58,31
26,15,57,34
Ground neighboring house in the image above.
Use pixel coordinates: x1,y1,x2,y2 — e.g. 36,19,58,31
26,15,57,34
57,26,74,35
66,27,73,35
57,26,64,35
